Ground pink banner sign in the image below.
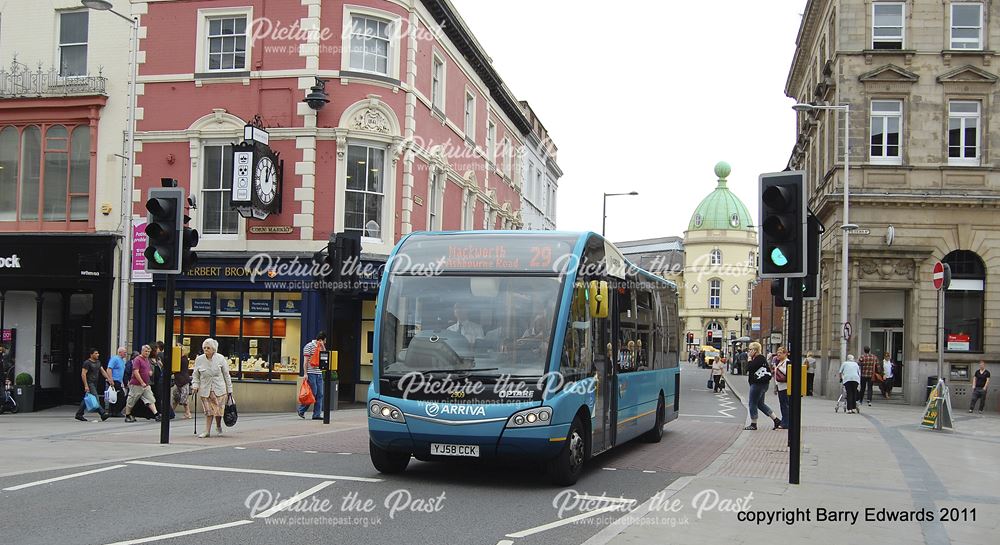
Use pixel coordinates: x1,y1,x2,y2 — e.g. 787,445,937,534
132,219,152,283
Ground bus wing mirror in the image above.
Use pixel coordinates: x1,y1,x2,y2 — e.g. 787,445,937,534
589,280,609,318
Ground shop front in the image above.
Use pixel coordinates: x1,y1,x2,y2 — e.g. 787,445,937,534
0,234,116,410
131,253,383,411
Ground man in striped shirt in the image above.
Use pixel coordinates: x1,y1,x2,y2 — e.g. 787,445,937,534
298,332,326,419
858,346,878,407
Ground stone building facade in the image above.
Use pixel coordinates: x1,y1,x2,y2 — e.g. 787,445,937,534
786,0,1000,408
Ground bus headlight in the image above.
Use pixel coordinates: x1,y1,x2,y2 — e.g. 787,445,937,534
506,406,552,428
370,400,406,423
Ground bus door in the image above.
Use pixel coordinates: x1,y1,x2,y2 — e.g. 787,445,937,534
587,279,615,455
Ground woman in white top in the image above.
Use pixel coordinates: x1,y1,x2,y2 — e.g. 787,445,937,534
839,355,862,413
773,347,790,428
191,338,233,437
881,352,894,399
711,357,725,393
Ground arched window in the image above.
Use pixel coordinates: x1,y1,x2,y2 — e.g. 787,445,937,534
0,126,18,220
710,248,722,265
943,250,985,352
709,279,722,309
19,126,41,221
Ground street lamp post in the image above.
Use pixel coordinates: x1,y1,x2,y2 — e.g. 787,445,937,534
792,102,856,366
601,191,638,237
83,1,140,348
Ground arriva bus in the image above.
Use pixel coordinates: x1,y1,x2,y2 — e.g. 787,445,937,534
368,231,680,485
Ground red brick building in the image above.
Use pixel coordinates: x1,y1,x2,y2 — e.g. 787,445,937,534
751,279,786,353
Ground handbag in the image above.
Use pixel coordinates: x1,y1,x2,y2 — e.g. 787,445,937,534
298,378,316,405
707,377,714,389
719,377,726,389
84,392,100,412
105,386,118,405
223,393,238,427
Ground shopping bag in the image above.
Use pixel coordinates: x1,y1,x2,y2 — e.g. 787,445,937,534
707,378,714,389
84,393,100,412
223,394,238,427
105,386,118,405
298,378,316,405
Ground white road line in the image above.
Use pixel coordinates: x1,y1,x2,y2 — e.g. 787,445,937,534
496,541,514,545
575,494,636,504
126,460,382,483
642,470,656,474
506,506,623,538
234,447,246,450
3,464,126,491
601,467,617,471
304,450,318,454
102,520,254,545
337,452,351,455
253,481,335,519
267,449,281,452
680,413,732,418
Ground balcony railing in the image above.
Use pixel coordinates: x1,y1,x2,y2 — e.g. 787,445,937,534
0,58,107,98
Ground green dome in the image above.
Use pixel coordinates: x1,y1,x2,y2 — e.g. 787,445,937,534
688,162,754,231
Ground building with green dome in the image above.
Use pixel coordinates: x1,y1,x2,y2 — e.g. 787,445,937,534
681,162,758,352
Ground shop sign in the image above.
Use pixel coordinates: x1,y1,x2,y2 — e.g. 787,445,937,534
276,298,301,314
751,317,761,331
249,299,272,313
249,226,293,234
946,333,970,352
191,299,212,312
2,328,13,342
0,254,21,269
219,298,243,313
132,219,152,283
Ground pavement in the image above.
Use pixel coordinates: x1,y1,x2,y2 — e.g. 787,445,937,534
595,369,1000,545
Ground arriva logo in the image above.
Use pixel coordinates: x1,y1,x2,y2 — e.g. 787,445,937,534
424,403,486,417
0,255,21,269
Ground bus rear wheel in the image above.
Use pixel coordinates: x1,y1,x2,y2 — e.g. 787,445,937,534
369,441,410,474
642,395,665,443
547,417,586,486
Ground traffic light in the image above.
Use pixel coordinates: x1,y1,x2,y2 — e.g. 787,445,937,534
771,278,790,308
335,231,362,290
759,171,807,278
687,332,694,345
144,188,184,274
181,202,199,272
706,330,713,344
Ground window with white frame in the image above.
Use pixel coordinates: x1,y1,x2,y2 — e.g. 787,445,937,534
710,248,722,265
350,15,391,75
431,55,445,110
709,279,722,309
464,91,476,138
202,145,239,235
464,191,475,229
870,100,902,164
346,144,385,239
427,170,442,231
502,137,511,176
872,3,904,50
535,168,543,207
486,121,496,165
951,3,983,50
206,16,248,71
59,11,88,77
948,101,980,165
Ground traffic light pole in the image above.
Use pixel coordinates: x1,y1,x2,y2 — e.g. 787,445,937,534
788,277,803,485
160,274,175,444
323,288,334,425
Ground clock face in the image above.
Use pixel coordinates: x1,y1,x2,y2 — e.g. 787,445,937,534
254,156,277,205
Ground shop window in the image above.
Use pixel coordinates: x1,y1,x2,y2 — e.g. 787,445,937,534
943,250,984,352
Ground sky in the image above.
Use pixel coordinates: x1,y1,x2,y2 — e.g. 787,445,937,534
449,0,806,242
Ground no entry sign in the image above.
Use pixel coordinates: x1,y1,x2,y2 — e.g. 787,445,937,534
932,261,951,290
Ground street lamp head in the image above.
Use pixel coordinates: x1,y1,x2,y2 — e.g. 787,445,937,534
81,0,114,10
792,103,816,112
628,191,638,195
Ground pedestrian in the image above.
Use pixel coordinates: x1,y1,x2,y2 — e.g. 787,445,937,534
881,351,894,399
711,355,725,393
298,332,327,420
171,348,192,419
191,338,233,437
74,348,110,422
839,354,861,413
124,345,161,422
105,347,128,416
744,342,782,431
969,360,991,414
773,347,790,429
805,351,817,396
858,346,878,406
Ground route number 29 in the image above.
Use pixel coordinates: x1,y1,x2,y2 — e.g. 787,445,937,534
529,246,552,267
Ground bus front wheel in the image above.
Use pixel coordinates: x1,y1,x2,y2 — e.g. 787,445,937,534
369,441,410,474
547,417,586,486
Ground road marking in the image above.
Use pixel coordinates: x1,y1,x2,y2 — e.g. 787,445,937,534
680,413,732,418
102,520,254,545
3,464,126,491
267,449,281,452
337,452,351,455
304,450,318,454
496,541,514,545
575,494,635,504
642,470,656,474
506,506,624,538
253,481,335,519
234,447,246,450
601,467,617,471
126,460,382,483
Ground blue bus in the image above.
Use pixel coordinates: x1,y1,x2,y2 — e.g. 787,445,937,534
368,231,680,485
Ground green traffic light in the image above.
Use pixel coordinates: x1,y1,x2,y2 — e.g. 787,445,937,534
153,251,165,265
770,248,788,267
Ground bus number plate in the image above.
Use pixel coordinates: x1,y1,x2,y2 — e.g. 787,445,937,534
430,443,479,457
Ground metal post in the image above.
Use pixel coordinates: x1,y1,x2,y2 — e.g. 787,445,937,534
160,274,174,444
936,286,945,431
839,106,851,366
323,286,336,425
117,16,140,349
789,277,803,485
601,194,607,237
